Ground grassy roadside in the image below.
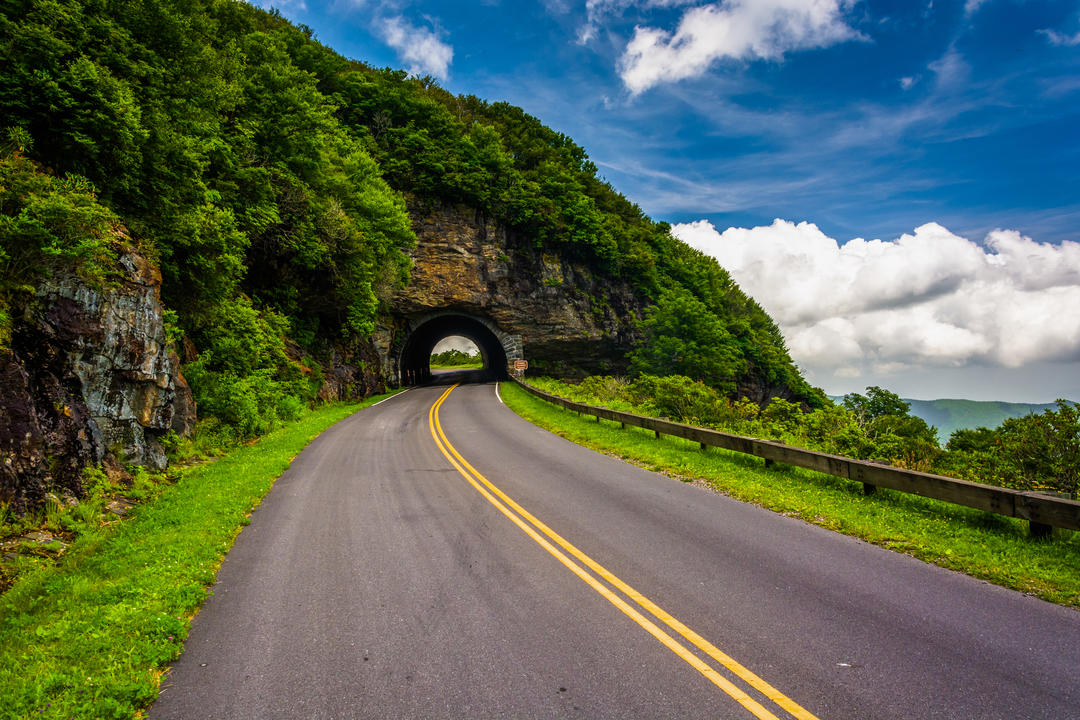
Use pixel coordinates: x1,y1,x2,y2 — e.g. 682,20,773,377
0,391,401,720
500,382,1080,609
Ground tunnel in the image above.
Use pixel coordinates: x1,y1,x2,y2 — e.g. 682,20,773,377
398,313,511,385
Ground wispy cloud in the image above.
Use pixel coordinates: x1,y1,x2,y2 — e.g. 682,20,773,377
579,0,698,42
616,0,864,94
1039,28,1080,47
377,15,454,79
319,1,455,79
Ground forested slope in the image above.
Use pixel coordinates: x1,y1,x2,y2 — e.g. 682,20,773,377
0,0,821,450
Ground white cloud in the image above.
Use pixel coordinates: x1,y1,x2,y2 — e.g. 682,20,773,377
378,15,453,80
963,0,988,16
617,0,863,94
1040,28,1080,47
927,48,969,89
673,219,1080,393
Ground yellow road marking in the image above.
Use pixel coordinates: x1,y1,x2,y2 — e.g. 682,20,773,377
429,384,820,720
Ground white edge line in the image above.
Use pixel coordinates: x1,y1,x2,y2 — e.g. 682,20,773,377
495,382,504,404
370,388,410,407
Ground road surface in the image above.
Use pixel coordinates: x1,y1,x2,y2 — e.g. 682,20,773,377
152,382,1080,719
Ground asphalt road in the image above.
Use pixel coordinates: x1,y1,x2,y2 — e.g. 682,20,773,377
151,382,1080,719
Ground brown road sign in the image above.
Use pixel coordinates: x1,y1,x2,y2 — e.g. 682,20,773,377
513,359,528,371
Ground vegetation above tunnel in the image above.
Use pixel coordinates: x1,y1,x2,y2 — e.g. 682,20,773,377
1,0,820,445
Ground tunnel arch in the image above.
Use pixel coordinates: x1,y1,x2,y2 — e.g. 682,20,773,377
397,312,520,385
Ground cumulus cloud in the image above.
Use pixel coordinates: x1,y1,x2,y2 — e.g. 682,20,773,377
378,15,453,80
617,0,862,94
673,219,1080,386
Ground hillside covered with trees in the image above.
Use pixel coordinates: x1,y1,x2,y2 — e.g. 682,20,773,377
0,0,821,450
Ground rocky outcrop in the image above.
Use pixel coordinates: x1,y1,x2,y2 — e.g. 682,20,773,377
309,342,386,403
381,201,645,380
0,241,194,511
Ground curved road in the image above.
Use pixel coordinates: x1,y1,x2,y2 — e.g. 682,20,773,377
152,382,1080,719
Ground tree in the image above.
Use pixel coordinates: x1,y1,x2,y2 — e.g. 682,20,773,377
995,401,1079,495
628,288,746,393
842,386,939,470
843,386,911,425
0,148,118,346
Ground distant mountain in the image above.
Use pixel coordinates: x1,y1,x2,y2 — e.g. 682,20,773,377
830,395,1068,443
904,399,1069,443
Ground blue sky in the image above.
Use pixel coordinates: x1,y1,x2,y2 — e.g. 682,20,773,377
254,0,1080,402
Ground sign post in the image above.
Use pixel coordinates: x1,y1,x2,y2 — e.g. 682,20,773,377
512,359,528,376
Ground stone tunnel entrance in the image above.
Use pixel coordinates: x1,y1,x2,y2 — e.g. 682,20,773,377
397,312,521,385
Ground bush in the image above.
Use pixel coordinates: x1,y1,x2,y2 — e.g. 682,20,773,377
628,289,745,394
627,374,730,427
0,149,119,346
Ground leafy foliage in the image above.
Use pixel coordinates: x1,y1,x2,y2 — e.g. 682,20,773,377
628,288,746,393
0,0,415,436
843,387,940,471
937,401,1079,495
0,142,118,345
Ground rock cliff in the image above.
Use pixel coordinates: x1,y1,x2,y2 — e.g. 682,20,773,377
379,201,644,380
0,240,195,511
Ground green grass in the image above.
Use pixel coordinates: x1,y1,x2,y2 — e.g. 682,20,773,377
429,361,483,369
0,391,400,719
500,382,1080,609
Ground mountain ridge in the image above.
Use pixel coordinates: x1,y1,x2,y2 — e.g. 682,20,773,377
831,395,1074,443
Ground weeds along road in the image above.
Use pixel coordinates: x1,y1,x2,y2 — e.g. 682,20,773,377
151,382,1080,720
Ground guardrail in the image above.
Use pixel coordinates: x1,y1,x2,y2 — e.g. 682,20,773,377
512,378,1080,536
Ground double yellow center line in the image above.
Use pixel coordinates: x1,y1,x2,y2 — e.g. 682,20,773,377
428,384,820,720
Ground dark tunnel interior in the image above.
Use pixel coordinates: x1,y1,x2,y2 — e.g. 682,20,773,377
399,315,509,385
